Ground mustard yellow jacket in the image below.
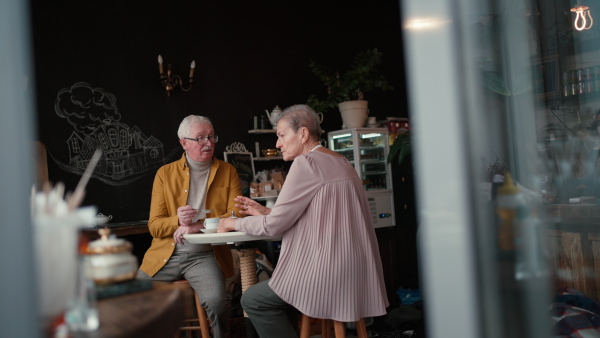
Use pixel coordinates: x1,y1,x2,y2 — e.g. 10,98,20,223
139,153,242,278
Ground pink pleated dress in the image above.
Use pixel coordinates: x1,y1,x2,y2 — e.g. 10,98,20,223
236,151,389,322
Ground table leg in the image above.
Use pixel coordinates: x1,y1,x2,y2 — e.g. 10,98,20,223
239,247,260,337
265,199,276,208
239,248,258,315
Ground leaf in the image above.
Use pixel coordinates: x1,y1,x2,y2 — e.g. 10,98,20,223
387,132,412,165
307,48,393,106
481,70,511,96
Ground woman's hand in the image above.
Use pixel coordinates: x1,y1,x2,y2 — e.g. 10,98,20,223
177,205,198,226
234,196,271,216
217,218,237,233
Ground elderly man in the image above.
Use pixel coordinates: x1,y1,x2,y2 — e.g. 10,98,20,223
137,115,242,338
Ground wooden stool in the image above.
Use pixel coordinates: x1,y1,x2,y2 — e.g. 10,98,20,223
172,280,211,338
300,314,368,338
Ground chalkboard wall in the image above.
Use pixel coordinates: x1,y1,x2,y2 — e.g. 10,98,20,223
30,0,408,222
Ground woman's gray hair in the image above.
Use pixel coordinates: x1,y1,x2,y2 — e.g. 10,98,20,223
177,115,213,139
276,104,323,138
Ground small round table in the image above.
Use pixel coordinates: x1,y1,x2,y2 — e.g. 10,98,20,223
184,231,280,337
184,231,280,300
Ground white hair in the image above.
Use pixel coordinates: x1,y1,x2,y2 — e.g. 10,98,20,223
277,104,323,138
177,115,213,139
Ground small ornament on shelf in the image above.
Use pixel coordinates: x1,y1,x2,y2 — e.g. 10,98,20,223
225,142,249,153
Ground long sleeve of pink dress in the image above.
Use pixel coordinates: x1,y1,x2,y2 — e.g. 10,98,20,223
236,151,389,322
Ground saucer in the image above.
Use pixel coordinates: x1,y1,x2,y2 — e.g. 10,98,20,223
201,228,217,234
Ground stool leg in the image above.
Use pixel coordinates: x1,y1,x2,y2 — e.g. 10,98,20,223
355,318,368,338
299,314,311,338
333,321,346,338
193,292,211,338
321,319,331,338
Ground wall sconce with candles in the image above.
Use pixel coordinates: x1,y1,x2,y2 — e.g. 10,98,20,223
571,1,593,31
158,55,195,96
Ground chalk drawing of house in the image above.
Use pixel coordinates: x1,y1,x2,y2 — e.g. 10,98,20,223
65,120,164,182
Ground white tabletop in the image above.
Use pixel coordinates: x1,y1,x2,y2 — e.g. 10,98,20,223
184,231,279,245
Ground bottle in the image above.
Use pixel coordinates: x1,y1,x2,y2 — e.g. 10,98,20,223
577,68,586,94
496,173,525,252
570,70,578,96
496,173,549,280
586,67,594,93
260,115,267,130
65,255,99,332
562,72,570,97
594,65,600,92
540,174,556,204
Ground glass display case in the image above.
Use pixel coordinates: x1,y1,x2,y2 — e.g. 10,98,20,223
328,128,395,228
328,128,392,190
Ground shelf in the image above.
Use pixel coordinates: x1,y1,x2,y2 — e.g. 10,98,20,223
359,145,385,151
362,171,388,175
248,129,277,134
334,145,384,152
360,159,385,164
248,129,325,134
349,160,385,165
254,156,283,161
251,196,277,208
562,91,600,104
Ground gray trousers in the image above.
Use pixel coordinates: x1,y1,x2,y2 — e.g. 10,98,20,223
241,279,299,338
137,251,230,338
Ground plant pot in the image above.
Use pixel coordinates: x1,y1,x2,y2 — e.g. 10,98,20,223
338,100,369,128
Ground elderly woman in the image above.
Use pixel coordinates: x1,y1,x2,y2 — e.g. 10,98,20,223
218,104,388,337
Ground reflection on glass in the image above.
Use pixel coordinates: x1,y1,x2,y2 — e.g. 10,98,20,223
466,1,600,337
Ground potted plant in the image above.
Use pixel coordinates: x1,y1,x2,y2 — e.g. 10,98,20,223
307,48,393,128
387,131,412,165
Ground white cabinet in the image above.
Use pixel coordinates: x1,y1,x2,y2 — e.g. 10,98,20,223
327,128,395,228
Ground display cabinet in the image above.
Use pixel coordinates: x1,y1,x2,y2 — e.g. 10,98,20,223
328,128,395,228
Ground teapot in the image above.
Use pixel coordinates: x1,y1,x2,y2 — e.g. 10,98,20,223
265,105,282,129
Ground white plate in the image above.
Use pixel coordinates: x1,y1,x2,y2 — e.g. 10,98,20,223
200,228,217,233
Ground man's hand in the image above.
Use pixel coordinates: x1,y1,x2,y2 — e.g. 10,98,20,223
173,223,201,244
177,205,198,226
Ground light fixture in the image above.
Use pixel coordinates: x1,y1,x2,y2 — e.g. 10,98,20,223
404,17,452,30
157,55,195,96
571,1,593,31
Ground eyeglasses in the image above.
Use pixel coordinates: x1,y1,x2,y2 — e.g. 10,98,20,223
183,135,219,145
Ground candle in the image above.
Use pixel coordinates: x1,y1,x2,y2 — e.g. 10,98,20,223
158,55,164,75
189,60,196,78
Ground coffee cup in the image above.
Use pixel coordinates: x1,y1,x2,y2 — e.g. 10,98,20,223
204,217,220,230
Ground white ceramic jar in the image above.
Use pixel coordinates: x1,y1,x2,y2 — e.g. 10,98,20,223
85,228,138,285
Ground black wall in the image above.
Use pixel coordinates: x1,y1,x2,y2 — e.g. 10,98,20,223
30,0,408,222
